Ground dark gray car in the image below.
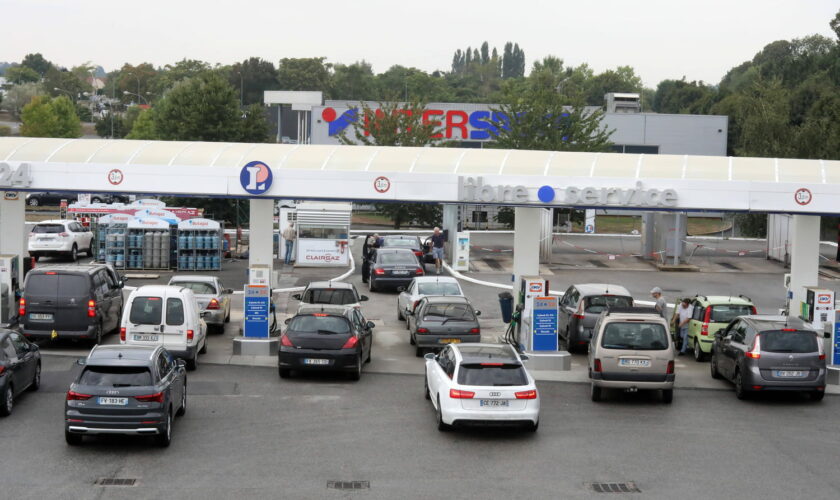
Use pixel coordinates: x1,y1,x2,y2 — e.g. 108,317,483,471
0,330,41,417
558,284,633,351
408,296,481,357
710,316,826,401
64,344,187,446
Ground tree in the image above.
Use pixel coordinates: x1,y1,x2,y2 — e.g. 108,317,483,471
125,108,158,140
652,78,716,114
584,66,643,105
228,57,278,105
43,67,91,100
153,72,242,141
831,9,840,41
330,61,377,101
20,53,53,77
337,100,443,147
116,63,157,103
4,66,40,84
2,82,44,118
239,104,270,142
276,57,331,92
20,95,81,138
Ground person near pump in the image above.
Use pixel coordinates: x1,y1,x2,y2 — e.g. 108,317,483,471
675,297,692,355
430,227,446,275
651,287,667,319
282,223,296,265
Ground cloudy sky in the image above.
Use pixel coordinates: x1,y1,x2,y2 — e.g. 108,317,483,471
2,0,837,86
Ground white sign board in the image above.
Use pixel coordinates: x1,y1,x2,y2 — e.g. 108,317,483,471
296,238,349,267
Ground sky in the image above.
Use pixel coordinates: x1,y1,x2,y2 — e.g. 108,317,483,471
1,0,837,87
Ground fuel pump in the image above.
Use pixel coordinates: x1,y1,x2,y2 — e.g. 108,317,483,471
504,276,570,371
233,264,279,356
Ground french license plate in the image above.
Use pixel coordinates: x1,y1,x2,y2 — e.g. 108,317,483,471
479,400,510,407
774,370,806,378
29,313,53,321
133,334,158,342
392,270,409,275
38,237,54,241
98,397,128,406
439,338,461,344
619,359,651,368
303,358,330,365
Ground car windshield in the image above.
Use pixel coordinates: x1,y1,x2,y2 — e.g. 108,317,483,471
601,322,669,350
585,295,633,313
417,282,461,296
710,304,753,323
130,297,163,325
457,364,528,386
382,237,418,248
423,303,475,321
303,288,357,305
760,331,818,353
171,281,216,295
378,252,417,265
32,224,64,234
79,366,152,387
288,315,351,334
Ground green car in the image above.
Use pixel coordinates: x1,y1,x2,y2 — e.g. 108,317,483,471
670,295,756,361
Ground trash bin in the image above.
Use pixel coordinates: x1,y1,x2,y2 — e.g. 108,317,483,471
498,292,514,324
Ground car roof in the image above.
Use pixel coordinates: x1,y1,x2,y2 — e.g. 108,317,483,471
453,343,520,364
169,275,217,284
695,295,754,305
132,284,192,295
603,307,664,320
29,264,106,275
413,276,459,284
305,281,355,290
382,234,419,240
423,295,470,305
573,283,632,296
86,345,158,365
296,304,355,316
35,219,73,225
375,247,416,254
741,315,813,331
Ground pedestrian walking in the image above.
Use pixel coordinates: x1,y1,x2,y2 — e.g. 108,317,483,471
430,227,446,275
651,287,667,319
282,222,296,265
676,298,692,355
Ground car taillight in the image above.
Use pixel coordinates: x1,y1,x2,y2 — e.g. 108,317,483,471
120,327,126,341
374,268,385,275
66,391,92,401
745,335,761,359
59,232,69,237
135,392,164,403
469,328,480,334
207,298,220,310
750,306,757,315
593,359,602,372
701,306,712,335
415,268,424,275
412,300,420,311
186,329,194,340
18,298,25,317
417,327,429,334
819,354,826,360
574,301,585,320
666,360,674,374
0,366,5,375
449,389,475,399
413,251,423,257
87,299,96,317
342,336,359,349
515,390,537,399
280,334,294,347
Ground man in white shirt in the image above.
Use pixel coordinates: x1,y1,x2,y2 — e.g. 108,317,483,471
282,223,296,265
676,298,693,355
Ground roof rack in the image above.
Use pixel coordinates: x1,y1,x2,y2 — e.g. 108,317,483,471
605,307,660,316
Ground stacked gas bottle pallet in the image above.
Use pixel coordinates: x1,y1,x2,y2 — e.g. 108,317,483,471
177,220,223,271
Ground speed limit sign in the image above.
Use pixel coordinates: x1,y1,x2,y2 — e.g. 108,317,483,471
794,188,812,206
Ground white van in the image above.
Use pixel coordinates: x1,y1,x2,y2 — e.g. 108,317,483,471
120,285,208,370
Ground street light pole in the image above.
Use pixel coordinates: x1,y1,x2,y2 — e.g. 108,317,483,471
123,90,148,105
236,71,243,108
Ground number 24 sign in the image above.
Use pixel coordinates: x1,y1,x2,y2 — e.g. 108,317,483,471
0,163,33,188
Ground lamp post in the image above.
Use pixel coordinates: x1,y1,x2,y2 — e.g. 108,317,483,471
235,70,244,108
123,90,148,105
53,87,75,100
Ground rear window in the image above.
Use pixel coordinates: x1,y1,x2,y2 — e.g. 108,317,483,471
171,282,216,295
288,315,351,334
303,288,357,305
423,303,475,321
417,282,461,296
130,297,163,325
585,295,633,313
457,364,528,386
79,366,152,387
760,331,818,353
378,252,417,265
710,304,753,323
601,322,669,350
26,274,88,297
166,298,184,326
32,224,64,234
381,237,418,248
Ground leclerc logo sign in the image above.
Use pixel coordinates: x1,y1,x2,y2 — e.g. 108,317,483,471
240,161,273,195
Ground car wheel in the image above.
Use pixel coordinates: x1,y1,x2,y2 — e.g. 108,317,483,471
199,339,207,354
175,386,187,416
349,355,362,381
693,340,705,362
0,384,13,417
526,421,539,433
369,278,377,293
365,345,372,364
590,383,602,403
279,368,291,379
436,396,450,432
710,354,722,379
809,391,825,402
156,409,172,447
734,369,748,400
415,346,423,357
186,352,198,371
29,363,41,392
86,242,94,257
397,306,404,321
93,322,103,346
28,198,39,207
410,333,416,346
65,429,83,445
69,244,78,262
662,389,674,404
224,309,230,323
424,375,431,400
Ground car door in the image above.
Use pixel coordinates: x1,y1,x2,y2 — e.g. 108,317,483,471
409,298,426,335
216,279,232,317
92,271,111,333
398,280,415,315
156,350,182,410
720,320,745,378
688,301,704,344
9,333,36,388
353,309,372,360
101,269,122,332
428,346,450,401
557,287,573,335
1,338,24,397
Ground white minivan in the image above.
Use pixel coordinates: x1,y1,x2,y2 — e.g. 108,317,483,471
120,285,208,370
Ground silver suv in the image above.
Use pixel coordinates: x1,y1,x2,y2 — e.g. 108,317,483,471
588,307,675,403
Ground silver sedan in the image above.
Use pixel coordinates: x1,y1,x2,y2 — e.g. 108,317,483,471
168,275,233,332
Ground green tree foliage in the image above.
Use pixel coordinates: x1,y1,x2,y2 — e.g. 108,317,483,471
277,57,332,92
583,66,643,105
2,82,44,118
652,78,716,114
239,104,270,143
125,108,158,140
43,67,91,101
228,57,278,105
153,72,241,141
116,63,157,103
501,42,526,79
4,66,40,84
377,66,453,102
330,61,377,101
337,100,442,147
20,95,81,138
831,9,840,40
21,53,53,76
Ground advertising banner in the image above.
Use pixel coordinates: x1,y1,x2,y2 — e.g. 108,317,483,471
296,238,350,267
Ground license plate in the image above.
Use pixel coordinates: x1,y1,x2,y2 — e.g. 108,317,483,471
619,359,651,368
133,334,159,342
38,237,54,241
303,358,330,365
774,370,806,378
29,313,53,321
97,397,128,406
439,338,461,344
392,270,409,275
479,400,510,407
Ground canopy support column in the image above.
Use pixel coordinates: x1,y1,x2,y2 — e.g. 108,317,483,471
513,207,541,308
0,194,26,283
248,198,275,283
789,214,820,312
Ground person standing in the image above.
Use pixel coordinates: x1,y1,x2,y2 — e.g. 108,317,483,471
282,222,296,266
430,227,446,275
676,298,692,355
651,287,667,319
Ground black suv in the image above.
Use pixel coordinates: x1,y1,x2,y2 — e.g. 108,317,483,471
20,264,126,345
25,192,128,206
65,345,187,446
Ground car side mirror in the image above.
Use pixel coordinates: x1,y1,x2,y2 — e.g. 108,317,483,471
29,343,38,352
75,358,86,366
366,321,375,329
360,295,369,302
225,288,234,294
520,354,530,362
474,310,481,316
201,311,211,318
292,294,302,300
396,286,406,292
284,318,291,325
424,352,436,361
405,310,413,316
177,359,186,369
